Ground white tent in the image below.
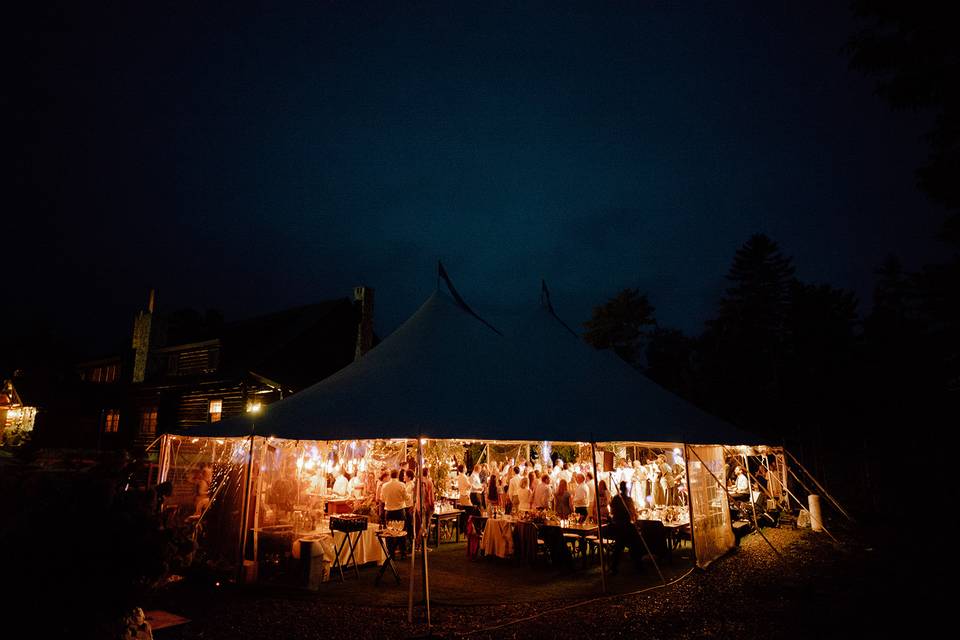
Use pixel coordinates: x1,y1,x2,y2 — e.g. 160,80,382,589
183,286,752,446
163,269,772,629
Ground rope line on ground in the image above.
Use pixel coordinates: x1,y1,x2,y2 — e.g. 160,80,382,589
456,565,697,637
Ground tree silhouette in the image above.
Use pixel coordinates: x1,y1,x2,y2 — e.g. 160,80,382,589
848,1,960,242
582,288,657,367
697,234,796,433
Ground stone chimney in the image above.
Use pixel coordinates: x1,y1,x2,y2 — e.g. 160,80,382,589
353,286,375,361
131,289,156,383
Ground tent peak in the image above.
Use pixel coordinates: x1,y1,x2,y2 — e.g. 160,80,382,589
437,260,503,336
540,279,579,339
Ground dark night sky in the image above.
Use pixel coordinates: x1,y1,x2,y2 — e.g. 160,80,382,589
8,2,951,358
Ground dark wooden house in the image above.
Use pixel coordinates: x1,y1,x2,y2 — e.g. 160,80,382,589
36,287,374,452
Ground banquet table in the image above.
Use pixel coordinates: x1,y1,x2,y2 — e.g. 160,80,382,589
431,509,463,546
479,517,514,559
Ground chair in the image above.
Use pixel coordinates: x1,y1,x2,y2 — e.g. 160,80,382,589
583,534,616,564
564,533,584,560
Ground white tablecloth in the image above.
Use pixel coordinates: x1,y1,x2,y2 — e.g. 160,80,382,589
480,518,514,558
293,523,386,567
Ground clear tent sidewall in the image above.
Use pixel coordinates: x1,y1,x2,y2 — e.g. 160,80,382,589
159,434,740,573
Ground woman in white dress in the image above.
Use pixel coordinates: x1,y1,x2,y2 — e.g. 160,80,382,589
631,460,647,507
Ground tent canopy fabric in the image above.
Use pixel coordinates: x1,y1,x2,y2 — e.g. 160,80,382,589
184,289,754,445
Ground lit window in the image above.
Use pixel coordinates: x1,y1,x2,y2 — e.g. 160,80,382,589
208,399,222,422
103,409,120,433
140,406,158,435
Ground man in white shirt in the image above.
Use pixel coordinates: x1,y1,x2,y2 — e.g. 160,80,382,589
507,466,523,514
332,472,349,496
382,470,407,518
733,467,750,495
469,464,484,508
532,474,553,510
380,469,408,559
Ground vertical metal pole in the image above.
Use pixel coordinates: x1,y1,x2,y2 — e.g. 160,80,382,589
589,440,607,593
407,438,418,624
237,432,256,584
683,445,697,561
158,434,169,483
420,436,430,627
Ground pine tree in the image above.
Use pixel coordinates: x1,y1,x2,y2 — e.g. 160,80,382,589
582,288,657,367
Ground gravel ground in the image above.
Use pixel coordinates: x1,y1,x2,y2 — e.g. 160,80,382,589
152,524,927,639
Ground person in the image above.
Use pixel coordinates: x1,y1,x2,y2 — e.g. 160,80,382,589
647,457,660,505
584,471,596,518
381,470,407,558
192,462,213,516
332,470,349,497
608,481,644,575
375,470,390,525
533,473,553,510
620,459,634,495
733,466,750,496
348,471,364,498
554,479,573,519
572,473,589,520
486,473,500,511
507,466,523,514
456,464,472,508
755,465,768,492
517,477,532,512
403,468,417,553
269,465,297,520
631,460,647,507
470,464,485,509
659,456,675,506
596,480,611,521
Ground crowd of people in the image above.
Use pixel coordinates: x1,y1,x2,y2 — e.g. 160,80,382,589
247,448,690,564
447,452,687,520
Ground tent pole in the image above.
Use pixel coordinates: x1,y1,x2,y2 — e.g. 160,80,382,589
784,448,854,522
158,434,169,484
589,440,607,593
237,432,256,584
682,445,697,561
407,437,417,623
420,436,430,627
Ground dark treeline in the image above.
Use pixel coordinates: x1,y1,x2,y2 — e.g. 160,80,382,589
583,235,956,518
581,0,960,519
